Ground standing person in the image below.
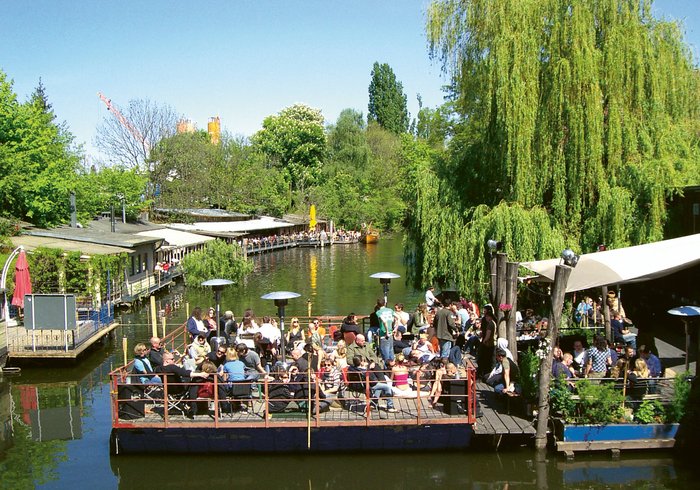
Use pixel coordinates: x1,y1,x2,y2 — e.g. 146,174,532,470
477,305,497,379
585,335,612,381
376,299,396,364
425,286,441,310
433,300,458,360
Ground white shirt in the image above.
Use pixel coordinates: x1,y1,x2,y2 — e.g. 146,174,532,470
259,322,281,345
425,289,437,307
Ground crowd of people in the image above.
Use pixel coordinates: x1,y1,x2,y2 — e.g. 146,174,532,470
127,285,660,418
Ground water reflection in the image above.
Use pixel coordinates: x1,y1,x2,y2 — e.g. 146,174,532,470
108,450,692,489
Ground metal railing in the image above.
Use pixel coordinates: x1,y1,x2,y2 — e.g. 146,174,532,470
109,322,477,429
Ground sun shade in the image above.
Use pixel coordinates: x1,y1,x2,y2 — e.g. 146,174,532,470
520,233,700,293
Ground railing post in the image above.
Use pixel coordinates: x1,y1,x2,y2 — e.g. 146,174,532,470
213,375,219,429
315,376,320,427
416,375,421,425
163,374,169,428
264,377,270,428
365,371,371,424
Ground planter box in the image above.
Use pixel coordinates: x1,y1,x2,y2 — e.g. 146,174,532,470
553,419,678,457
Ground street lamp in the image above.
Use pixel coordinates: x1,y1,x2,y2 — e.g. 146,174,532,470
561,248,580,268
261,290,301,367
201,279,234,338
370,272,400,305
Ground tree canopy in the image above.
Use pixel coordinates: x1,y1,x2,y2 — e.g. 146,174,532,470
253,104,326,197
401,0,700,299
368,62,410,134
0,70,81,227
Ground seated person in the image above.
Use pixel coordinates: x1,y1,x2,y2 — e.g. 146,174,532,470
320,358,341,397
627,358,650,402
132,343,162,385
187,334,211,367
147,336,165,369
206,344,228,368
220,347,246,384
492,348,521,395
236,343,267,381
389,354,417,398
347,355,396,412
638,345,662,376
156,352,211,411
611,309,637,349
267,368,293,413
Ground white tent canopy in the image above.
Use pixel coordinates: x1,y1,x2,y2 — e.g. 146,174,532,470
135,228,214,248
520,233,700,293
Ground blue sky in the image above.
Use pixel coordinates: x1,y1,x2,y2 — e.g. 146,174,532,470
1,0,697,161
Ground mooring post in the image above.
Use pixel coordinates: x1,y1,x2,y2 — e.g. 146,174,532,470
535,264,572,449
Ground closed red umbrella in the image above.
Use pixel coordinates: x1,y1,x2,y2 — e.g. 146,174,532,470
11,249,32,309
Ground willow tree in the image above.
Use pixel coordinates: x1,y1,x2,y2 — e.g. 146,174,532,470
406,0,700,298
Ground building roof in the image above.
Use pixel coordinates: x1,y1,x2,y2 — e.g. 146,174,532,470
168,216,296,235
520,233,700,293
135,228,214,248
153,208,250,220
24,228,162,249
10,235,132,256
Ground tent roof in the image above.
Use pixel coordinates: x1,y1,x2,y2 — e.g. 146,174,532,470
168,216,296,235
520,233,700,293
135,228,214,248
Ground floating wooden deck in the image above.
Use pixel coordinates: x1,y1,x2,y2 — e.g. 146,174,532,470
6,321,119,360
474,382,536,437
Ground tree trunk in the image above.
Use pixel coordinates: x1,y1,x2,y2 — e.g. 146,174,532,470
535,264,572,449
496,253,507,338
506,261,519,363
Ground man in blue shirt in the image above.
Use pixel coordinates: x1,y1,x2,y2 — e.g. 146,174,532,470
639,345,662,377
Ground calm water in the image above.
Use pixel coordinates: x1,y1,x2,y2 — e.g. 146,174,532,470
0,236,697,489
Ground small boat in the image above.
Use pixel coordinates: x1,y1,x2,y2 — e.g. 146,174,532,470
360,232,379,244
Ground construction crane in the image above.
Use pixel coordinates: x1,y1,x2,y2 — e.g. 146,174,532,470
97,92,150,152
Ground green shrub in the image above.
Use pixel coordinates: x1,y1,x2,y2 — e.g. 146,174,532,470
518,350,540,401
635,399,665,424
550,376,575,421
572,379,625,425
666,371,692,423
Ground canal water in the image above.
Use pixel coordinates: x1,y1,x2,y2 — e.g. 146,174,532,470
0,236,698,489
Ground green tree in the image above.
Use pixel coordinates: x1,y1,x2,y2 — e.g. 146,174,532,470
403,0,700,297
181,239,253,287
149,131,221,209
0,71,81,227
253,104,326,198
74,164,149,224
368,62,410,134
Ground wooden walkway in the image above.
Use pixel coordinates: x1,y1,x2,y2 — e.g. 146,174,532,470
474,382,536,436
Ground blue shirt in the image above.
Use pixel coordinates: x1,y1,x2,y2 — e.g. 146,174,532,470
644,353,662,377
222,360,245,382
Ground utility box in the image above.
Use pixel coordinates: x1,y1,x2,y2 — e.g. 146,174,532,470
24,294,77,330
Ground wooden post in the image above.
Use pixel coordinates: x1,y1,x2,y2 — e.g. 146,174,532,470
161,317,166,339
150,295,157,338
307,300,312,319
185,302,190,319
602,286,611,342
489,254,498,306
506,261,519,363
535,264,572,449
496,253,507,338
122,336,128,366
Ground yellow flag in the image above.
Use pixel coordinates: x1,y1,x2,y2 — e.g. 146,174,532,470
309,204,317,229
